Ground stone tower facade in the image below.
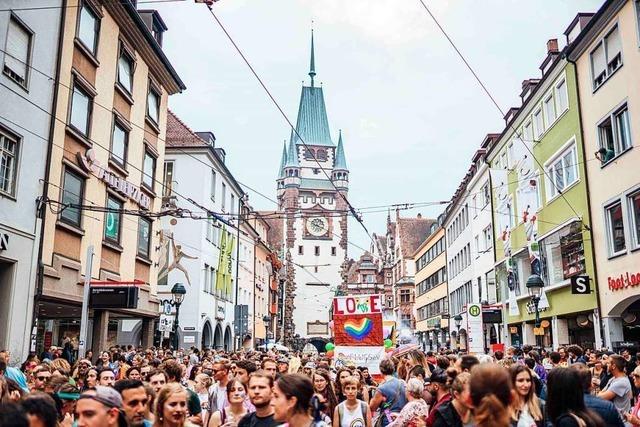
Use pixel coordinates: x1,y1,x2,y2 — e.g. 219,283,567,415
276,32,349,344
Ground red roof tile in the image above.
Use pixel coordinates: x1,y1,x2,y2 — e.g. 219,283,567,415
397,217,436,257
166,110,208,147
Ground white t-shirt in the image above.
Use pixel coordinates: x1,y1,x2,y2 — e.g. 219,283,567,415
338,400,366,427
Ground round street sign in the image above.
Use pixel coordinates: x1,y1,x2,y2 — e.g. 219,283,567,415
469,305,481,317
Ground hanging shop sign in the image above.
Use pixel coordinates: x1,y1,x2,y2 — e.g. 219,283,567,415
571,275,591,294
77,149,151,209
525,300,549,315
608,271,640,291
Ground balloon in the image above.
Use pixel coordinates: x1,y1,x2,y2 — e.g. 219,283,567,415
384,339,392,349
328,321,334,330
325,342,335,351
326,350,334,358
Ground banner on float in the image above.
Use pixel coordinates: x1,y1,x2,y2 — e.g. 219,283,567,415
333,313,383,346
334,346,385,374
333,294,384,315
466,303,484,354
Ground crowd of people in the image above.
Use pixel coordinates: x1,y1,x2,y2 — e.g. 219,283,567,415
0,343,639,427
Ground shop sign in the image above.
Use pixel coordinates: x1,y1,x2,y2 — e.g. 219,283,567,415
77,149,151,209
0,233,8,251
216,302,225,320
426,316,441,328
525,300,548,315
571,276,591,294
608,271,640,291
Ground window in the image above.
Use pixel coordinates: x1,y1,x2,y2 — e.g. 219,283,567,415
474,235,480,257
162,161,173,197
142,150,155,189
110,119,128,166
69,79,93,136
591,25,622,89
483,224,493,250
400,289,412,304
606,202,626,255
507,142,515,168
146,85,160,124
60,168,84,227
546,143,578,199
3,16,32,86
221,182,226,211
543,94,556,127
523,122,533,144
629,191,640,248
210,170,216,200
117,46,134,93
331,247,336,256
0,129,19,197
77,3,99,55
636,0,640,45
555,78,568,114
314,246,320,256
104,196,123,243
598,104,632,164
482,183,490,207
137,217,151,258
533,109,544,139
298,245,303,255
230,194,235,215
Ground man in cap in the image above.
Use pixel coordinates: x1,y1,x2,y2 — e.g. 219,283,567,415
76,386,126,427
424,369,451,427
277,358,289,375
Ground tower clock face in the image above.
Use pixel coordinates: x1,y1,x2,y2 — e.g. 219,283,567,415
306,217,328,236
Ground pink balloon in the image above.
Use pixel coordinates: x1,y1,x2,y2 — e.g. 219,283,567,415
328,321,334,330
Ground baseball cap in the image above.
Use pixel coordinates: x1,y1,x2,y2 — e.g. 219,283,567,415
304,362,315,369
79,387,127,427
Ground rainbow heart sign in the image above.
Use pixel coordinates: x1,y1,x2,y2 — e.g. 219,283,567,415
334,313,383,346
344,318,373,340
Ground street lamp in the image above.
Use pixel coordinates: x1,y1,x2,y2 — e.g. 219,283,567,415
454,314,463,352
526,274,544,349
162,283,187,352
262,315,271,347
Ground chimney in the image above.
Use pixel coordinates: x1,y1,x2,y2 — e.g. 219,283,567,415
540,39,561,76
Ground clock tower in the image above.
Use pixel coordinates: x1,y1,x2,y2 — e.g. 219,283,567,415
276,31,349,344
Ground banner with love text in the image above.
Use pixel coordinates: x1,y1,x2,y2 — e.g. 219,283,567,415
333,313,383,346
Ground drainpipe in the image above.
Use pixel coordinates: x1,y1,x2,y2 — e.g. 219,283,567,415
233,195,242,350
565,56,605,349
32,0,67,355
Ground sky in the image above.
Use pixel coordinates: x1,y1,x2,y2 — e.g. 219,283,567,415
153,0,604,257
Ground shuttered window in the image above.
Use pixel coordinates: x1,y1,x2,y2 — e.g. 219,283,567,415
3,17,31,86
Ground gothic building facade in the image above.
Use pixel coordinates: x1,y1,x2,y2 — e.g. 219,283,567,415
275,32,349,345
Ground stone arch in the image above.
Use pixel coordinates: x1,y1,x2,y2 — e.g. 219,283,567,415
202,320,213,349
307,337,328,354
214,323,223,350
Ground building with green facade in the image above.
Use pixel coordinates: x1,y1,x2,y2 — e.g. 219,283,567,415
486,38,600,349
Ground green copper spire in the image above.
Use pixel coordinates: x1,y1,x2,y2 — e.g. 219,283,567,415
278,141,287,178
284,136,299,168
309,29,316,87
334,130,347,170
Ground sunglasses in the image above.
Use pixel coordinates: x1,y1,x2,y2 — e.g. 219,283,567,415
37,376,51,381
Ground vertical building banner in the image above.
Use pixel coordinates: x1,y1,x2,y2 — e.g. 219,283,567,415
466,303,484,354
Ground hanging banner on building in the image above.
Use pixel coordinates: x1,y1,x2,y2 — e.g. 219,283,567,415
466,303,484,354
216,227,236,300
334,346,385,374
333,313,384,346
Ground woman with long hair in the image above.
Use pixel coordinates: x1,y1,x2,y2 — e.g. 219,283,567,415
207,379,248,427
272,374,315,427
313,368,338,421
469,364,512,427
154,382,191,427
625,366,640,426
546,368,605,427
335,368,353,403
509,365,544,427
83,367,98,390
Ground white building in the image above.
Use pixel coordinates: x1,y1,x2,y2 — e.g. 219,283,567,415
160,111,243,350
0,1,62,363
445,135,501,351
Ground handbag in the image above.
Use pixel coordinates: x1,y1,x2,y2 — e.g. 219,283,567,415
373,379,403,427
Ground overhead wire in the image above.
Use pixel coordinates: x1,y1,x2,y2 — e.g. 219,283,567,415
415,0,589,230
